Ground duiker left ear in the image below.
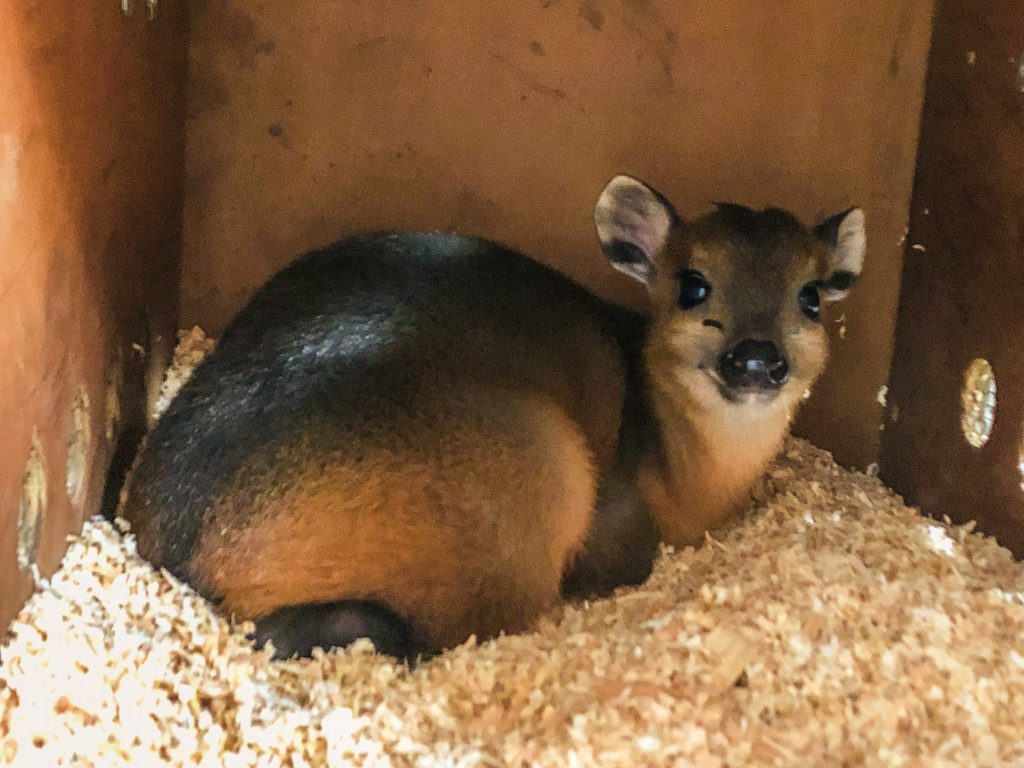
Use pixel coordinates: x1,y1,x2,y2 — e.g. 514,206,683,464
813,207,866,301
594,175,679,285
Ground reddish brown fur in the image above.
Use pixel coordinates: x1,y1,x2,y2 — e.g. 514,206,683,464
634,222,840,546
126,191,862,654
191,381,611,651
190,391,593,651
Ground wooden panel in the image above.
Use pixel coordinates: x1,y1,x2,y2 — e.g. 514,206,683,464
0,3,188,627
181,0,934,470
881,0,1024,555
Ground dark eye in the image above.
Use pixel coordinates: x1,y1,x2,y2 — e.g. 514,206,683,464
799,282,821,321
678,270,711,309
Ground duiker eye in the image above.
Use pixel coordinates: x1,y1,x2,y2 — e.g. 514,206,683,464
678,270,711,309
798,282,821,321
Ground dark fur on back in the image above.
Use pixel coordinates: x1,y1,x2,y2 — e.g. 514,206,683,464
127,232,645,586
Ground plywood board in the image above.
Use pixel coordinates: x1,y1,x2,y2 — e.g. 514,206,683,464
881,0,1024,556
0,2,188,626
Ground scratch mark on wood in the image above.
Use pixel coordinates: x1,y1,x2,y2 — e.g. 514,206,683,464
490,53,585,112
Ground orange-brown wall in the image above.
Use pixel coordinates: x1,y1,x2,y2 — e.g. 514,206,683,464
0,3,188,627
180,0,934,470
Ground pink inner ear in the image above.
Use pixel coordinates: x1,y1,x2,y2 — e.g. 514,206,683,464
595,176,676,276
612,206,664,262
618,188,674,254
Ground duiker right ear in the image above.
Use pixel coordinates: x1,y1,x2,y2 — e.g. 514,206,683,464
594,175,679,285
814,207,866,301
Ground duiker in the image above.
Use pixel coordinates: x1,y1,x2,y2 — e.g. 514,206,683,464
122,175,865,660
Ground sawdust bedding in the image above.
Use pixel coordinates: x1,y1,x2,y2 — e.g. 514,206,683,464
2,328,1024,767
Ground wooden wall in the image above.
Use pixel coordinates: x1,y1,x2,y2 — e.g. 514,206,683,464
180,0,935,471
0,3,189,628
881,0,1024,556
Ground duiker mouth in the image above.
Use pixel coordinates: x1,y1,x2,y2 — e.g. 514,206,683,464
710,374,785,404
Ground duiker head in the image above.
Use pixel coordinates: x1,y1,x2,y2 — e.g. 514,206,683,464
594,175,865,413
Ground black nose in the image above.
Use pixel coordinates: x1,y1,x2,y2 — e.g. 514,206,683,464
719,340,789,390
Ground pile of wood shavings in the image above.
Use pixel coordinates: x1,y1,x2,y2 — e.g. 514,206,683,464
2,333,1024,767
151,326,216,421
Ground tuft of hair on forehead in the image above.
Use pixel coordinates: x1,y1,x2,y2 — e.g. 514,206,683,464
708,202,805,243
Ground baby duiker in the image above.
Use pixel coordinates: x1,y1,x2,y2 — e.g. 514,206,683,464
122,175,865,660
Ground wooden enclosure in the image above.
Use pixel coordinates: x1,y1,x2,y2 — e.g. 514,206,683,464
0,3,188,627
881,0,1024,556
6,0,1020,631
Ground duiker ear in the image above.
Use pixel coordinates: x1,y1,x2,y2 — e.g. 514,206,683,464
594,175,679,285
814,207,865,301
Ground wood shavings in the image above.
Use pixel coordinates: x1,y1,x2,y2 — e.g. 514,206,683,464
703,624,757,693
876,385,888,408
834,313,847,339
151,326,216,421
3,329,1024,767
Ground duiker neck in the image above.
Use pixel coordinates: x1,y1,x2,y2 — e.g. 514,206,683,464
640,344,793,547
